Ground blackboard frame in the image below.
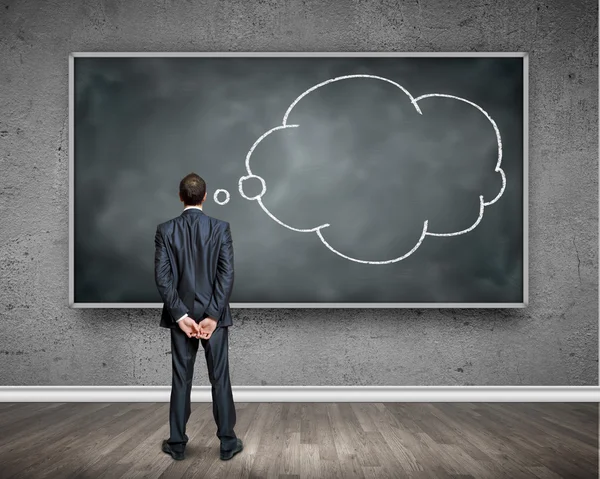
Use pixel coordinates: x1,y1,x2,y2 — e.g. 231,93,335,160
68,52,528,309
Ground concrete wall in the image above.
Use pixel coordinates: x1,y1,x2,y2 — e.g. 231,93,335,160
0,0,597,387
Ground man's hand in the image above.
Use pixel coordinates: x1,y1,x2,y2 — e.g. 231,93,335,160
178,316,201,338
195,317,218,340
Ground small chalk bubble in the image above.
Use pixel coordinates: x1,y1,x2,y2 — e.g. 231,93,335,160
238,174,267,201
214,189,230,205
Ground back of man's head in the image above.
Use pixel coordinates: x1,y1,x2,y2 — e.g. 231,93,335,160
179,173,206,206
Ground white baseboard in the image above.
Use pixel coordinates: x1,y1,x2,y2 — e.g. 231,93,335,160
0,386,598,402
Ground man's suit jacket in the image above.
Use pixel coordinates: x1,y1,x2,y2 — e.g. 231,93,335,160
154,207,234,329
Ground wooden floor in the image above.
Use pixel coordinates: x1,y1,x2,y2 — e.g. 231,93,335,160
0,402,596,479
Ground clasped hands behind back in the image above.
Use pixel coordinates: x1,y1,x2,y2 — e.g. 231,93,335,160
178,316,218,340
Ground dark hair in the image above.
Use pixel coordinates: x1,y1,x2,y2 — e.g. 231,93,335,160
179,173,206,206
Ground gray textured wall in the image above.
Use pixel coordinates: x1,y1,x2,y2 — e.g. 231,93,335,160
0,0,597,387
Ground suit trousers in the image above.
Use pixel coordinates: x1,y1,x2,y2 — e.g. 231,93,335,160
167,324,238,452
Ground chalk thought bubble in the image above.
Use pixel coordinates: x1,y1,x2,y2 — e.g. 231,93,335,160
238,75,505,264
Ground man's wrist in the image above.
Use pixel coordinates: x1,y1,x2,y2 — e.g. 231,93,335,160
176,313,188,323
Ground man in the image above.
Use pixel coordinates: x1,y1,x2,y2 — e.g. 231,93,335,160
154,172,243,462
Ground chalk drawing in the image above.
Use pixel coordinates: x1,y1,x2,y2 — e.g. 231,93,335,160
214,188,230,206
239,75,505,264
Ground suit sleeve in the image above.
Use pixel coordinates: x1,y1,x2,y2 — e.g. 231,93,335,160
154,225,189,323
205,222,234,321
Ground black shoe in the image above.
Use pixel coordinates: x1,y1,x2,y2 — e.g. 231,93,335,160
162,439,185,461
220,438,243,461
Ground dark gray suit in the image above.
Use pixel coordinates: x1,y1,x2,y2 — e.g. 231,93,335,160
154,207,237,453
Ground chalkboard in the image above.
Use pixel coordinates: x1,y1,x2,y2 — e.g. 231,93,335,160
70,53,527,307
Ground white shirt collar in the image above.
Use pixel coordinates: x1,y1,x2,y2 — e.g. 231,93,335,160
183,205,203,211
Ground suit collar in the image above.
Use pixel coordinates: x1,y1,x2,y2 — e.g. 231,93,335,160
181,206,204,216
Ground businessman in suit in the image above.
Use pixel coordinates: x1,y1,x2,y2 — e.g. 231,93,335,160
154,172,243,461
